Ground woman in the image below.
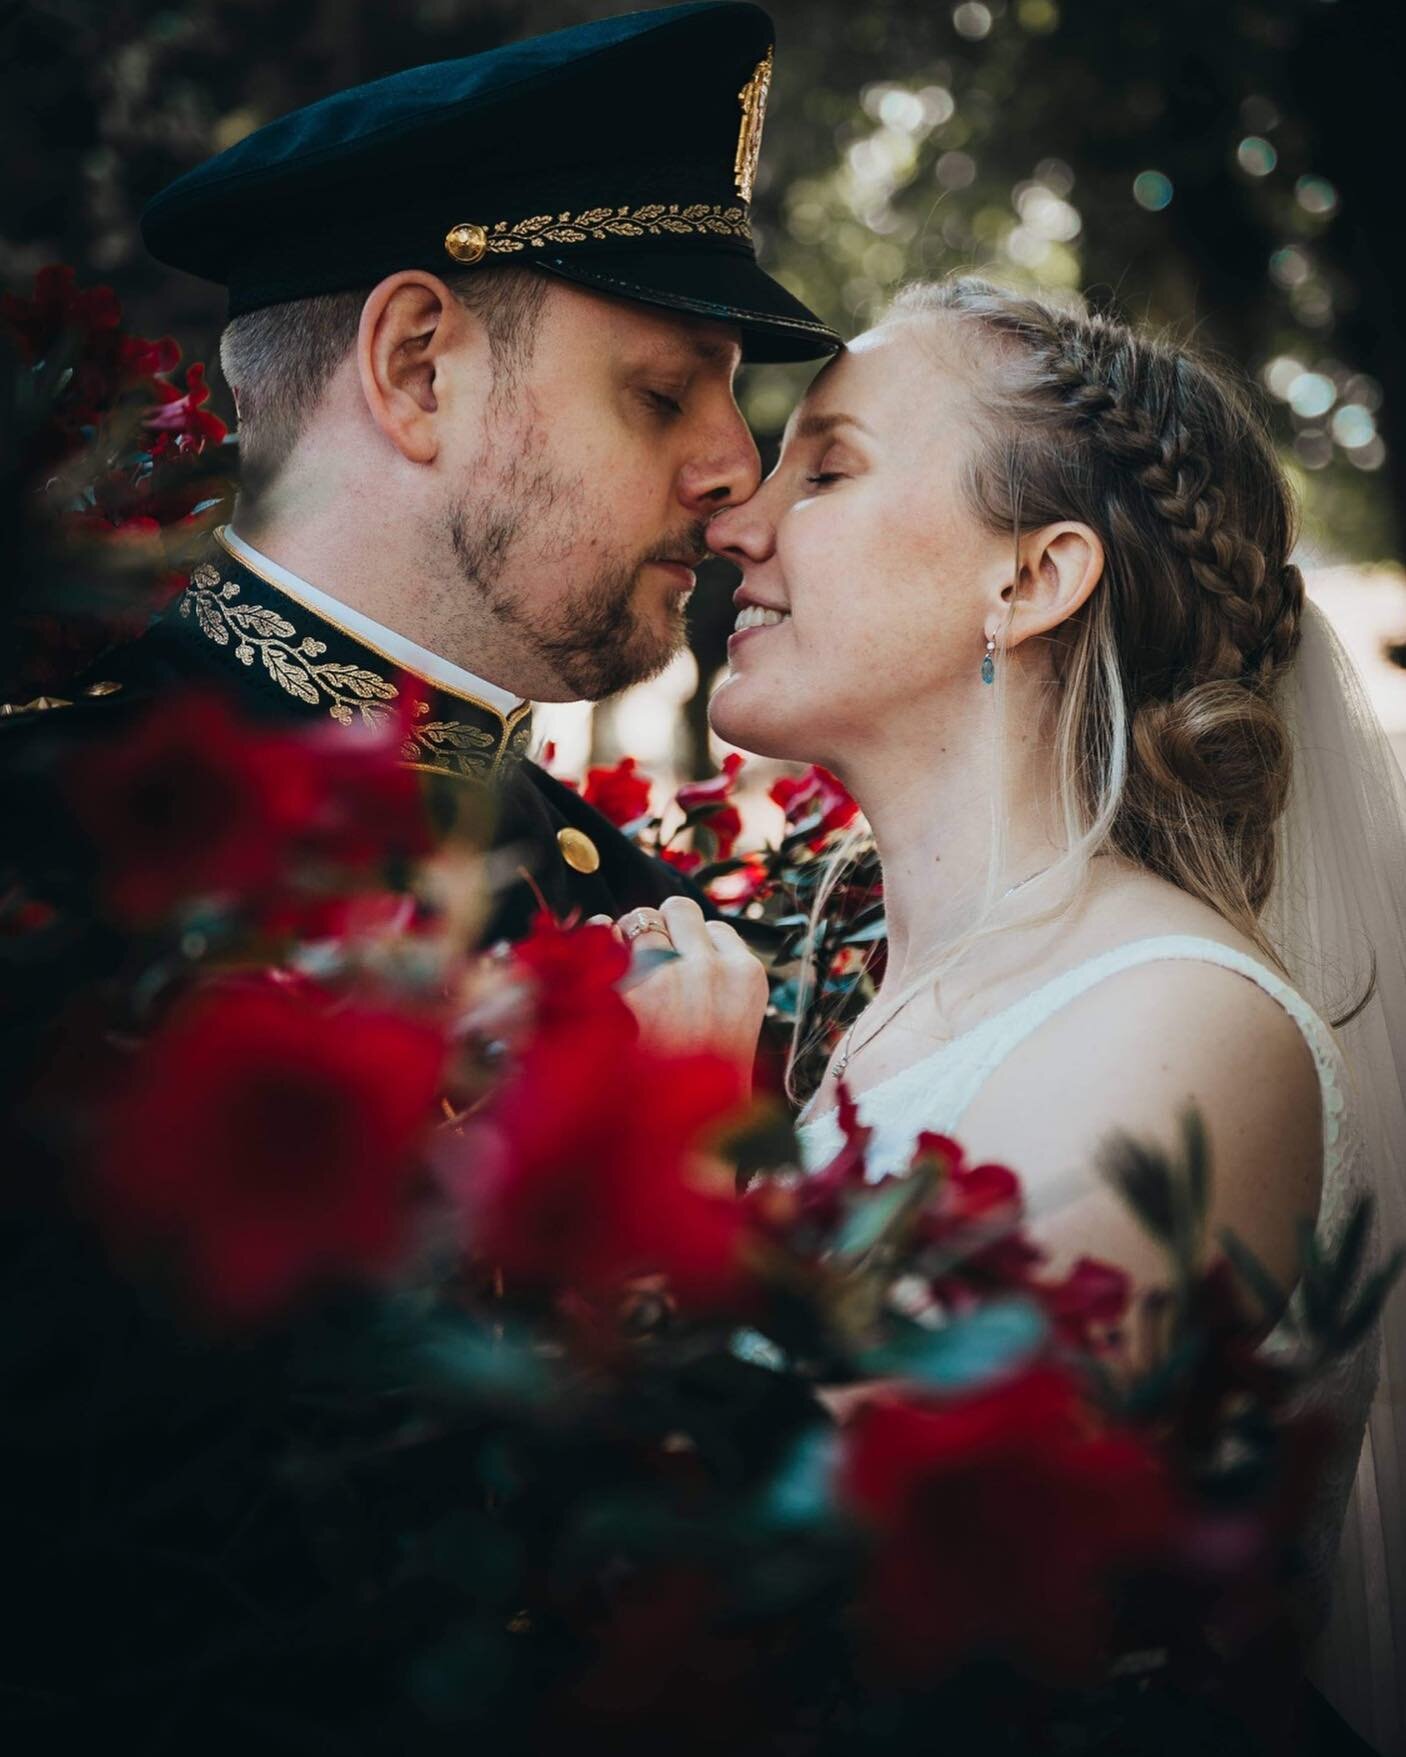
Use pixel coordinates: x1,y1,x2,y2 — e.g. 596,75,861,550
612,278,1406,1753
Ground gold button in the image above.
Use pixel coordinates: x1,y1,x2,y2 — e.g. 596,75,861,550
444,222,488,265
84,680,122,697
557,827,600,874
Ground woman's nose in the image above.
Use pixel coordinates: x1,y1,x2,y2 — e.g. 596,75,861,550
706,490,774,564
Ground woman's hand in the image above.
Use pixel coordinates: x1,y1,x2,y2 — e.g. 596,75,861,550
595,896,769,1072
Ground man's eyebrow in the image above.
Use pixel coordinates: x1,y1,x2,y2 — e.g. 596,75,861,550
632,333,742,372
789,411,874,442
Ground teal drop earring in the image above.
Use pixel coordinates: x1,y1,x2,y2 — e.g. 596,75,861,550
981,634,996,685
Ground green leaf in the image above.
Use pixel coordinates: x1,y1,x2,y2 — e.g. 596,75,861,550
1098,1133,1179,1247
1217,1226,1289,1323
1298,1217,1333,1335
757,1427,838,1530
1321,1196,1373,1316
857,1299,1049,1389
1182,1106,1210,1228
1337,1246,1406,1350
833,1165,937,1262
841,919,889,944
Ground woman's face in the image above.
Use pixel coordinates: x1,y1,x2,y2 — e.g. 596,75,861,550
706,318,1013,768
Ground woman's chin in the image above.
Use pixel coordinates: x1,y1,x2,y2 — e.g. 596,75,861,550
707,669,810,761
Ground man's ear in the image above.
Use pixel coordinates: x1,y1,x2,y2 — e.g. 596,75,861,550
991,521,1105,652
356,271,485,465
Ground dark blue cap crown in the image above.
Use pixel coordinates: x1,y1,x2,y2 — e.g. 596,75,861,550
141,2,838,362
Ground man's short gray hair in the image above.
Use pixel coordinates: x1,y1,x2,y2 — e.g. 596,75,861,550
218,264,550,505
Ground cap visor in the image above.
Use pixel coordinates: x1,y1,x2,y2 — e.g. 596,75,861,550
533,246,840,364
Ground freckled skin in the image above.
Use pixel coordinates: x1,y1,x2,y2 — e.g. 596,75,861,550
707,324,1013,765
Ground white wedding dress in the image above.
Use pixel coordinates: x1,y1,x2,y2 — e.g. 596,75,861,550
797,933,1381,1738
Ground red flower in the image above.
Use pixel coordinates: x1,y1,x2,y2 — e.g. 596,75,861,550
675,752,744,858
582,755,653,827
98,978,447,1318
511,913,631,1035
708,857,770,907
144,361,228,450
660,846,703,876
839,1365,1176,1684
69,692,431,925
464,1000,748,1307
71,693,318,924
0,263,120,361
1039,1256,1134,1352
674,751,744,813
769,764,859,847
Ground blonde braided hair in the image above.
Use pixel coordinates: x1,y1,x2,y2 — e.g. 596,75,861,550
788,278,1320,1097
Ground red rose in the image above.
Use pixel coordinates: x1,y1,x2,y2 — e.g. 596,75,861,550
582,755,653,827
0,264,120,362
674,751,744,813
660,846,703,876
511,913,631,1035
675,752,745,858
98,978,447,1318
69,692,431,925
769,764,859,847
464,1001,748,1307
71,693,319,924
707,857,770,907
839,1365,1175,1684
144,361,229,450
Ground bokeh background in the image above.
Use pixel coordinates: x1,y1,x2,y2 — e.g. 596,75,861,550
6,0,1405,799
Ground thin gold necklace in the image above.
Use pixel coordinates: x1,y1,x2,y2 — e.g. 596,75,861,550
831,863,1056,1080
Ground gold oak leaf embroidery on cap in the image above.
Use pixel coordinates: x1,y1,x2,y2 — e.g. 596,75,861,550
734,48,773,203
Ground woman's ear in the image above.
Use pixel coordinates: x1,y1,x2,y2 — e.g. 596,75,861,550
992,522,1105,651
356,271,483,466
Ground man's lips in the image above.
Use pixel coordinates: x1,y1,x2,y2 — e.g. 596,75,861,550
648,559,699,592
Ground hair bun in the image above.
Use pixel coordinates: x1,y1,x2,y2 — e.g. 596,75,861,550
1131,682,1292,822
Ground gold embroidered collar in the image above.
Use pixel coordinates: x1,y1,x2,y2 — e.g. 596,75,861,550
176,550,533,782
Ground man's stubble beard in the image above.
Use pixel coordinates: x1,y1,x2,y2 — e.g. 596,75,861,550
444,423,704,702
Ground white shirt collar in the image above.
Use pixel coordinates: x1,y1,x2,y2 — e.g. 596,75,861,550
217,526,527,717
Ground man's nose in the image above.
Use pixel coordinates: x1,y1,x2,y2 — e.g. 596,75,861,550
678,409,762,515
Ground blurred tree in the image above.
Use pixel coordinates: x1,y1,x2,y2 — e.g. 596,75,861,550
4,0,1403,780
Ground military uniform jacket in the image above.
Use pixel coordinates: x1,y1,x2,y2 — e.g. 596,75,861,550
10,535,713,943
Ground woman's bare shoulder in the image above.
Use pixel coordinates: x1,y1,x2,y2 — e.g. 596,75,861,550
953,873,1323,1299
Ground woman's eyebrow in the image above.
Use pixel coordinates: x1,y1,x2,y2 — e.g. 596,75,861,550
789,411,875,442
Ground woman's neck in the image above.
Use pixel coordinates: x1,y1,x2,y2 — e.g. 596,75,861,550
835,700,1068,996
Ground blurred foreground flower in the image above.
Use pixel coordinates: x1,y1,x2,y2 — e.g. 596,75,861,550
839,1365,1176,1686
98,976,447,1317
460,917,749,1307
70,691,429,925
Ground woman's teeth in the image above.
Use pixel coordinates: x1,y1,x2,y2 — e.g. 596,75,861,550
733,605,790,632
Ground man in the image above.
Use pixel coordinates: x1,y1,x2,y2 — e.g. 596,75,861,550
23,1,838,938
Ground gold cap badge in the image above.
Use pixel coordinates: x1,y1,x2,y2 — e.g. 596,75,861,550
557,826,601,874
734,46,773,204
445,222,489,265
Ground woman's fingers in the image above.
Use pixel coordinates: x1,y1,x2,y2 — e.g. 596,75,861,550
659,895,713,960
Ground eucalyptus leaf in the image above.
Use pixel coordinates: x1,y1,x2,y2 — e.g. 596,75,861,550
1217,1227,1288,1323
833,1165,937,1262
1337,1246,1406,1350
857,1299,1048,1389
1322,1196,1373,1316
